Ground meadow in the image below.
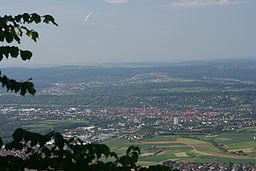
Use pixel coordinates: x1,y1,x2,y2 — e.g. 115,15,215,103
105,127,256,166
21,120,89,133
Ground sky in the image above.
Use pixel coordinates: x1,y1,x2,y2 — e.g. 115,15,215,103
0,0,256,66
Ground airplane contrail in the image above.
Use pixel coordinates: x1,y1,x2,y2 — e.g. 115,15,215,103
84,11,92,21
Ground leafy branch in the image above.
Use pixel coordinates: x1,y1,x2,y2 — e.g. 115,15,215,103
0,13,57,95
0,129,174,171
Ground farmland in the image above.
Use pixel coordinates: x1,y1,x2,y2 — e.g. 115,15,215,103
1,63,256,168
105,127,256,166
21,120,90,133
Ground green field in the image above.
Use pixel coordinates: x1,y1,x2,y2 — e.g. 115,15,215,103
105,127,256,166
21,120,89,133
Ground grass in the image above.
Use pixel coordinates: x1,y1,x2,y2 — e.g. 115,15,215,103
143,136,176,141
175,152,188,158
214,137,232,141
228,148,255,153
228,141,256,149
215,133,256,143
238,126,256,133
178,138,206,145
142,154,171,162
105,127,256,165
209,130,256,151
21,119,89,133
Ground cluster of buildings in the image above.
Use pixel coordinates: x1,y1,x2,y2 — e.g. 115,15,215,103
163,161,256,171
0,102,255,143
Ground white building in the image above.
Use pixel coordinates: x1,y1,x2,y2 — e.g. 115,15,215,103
174,117,179,125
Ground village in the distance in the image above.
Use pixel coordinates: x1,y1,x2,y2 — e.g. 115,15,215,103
1,60,256,170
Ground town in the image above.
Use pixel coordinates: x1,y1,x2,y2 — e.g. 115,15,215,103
1,66,256,170
0,91,255,142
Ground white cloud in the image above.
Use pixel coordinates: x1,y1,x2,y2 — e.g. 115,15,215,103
169,0,247,8
104,0,128,4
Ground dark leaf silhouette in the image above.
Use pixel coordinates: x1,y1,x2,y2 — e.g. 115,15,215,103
0,129,175,171
0,13,57,95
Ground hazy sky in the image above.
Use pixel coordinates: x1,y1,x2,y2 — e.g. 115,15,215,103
0,0,256,66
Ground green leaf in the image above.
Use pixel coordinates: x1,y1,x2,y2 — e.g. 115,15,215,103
31,31,39,42
126,146,140,155
54,132,64,149
9,46,19,58
0,30,4,41
12,128,25,142
1,47,9,58
23,81,36,95
14,35,21,44
28,86,36,95
119,156,130,167
20,87,26,96
22,13,30,23
131,152,139,163
110,152,118,160
31,13,41,23
26,30,39,42
9,79,19,92
14,14,22,22
5,142,12,150
23,81,33,89
134,146,141,154
126,146,133,155
20,50,32,60
5,31,13,43
95,144,103,159
0,13,57,95
13,142,23,150
43,15,58,26
101,144,110,157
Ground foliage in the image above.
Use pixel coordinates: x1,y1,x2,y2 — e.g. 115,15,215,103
0,13,176,170
0,13,57,95
0,128,175,171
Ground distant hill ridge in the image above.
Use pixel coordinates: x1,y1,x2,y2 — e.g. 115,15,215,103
1,59,256,88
